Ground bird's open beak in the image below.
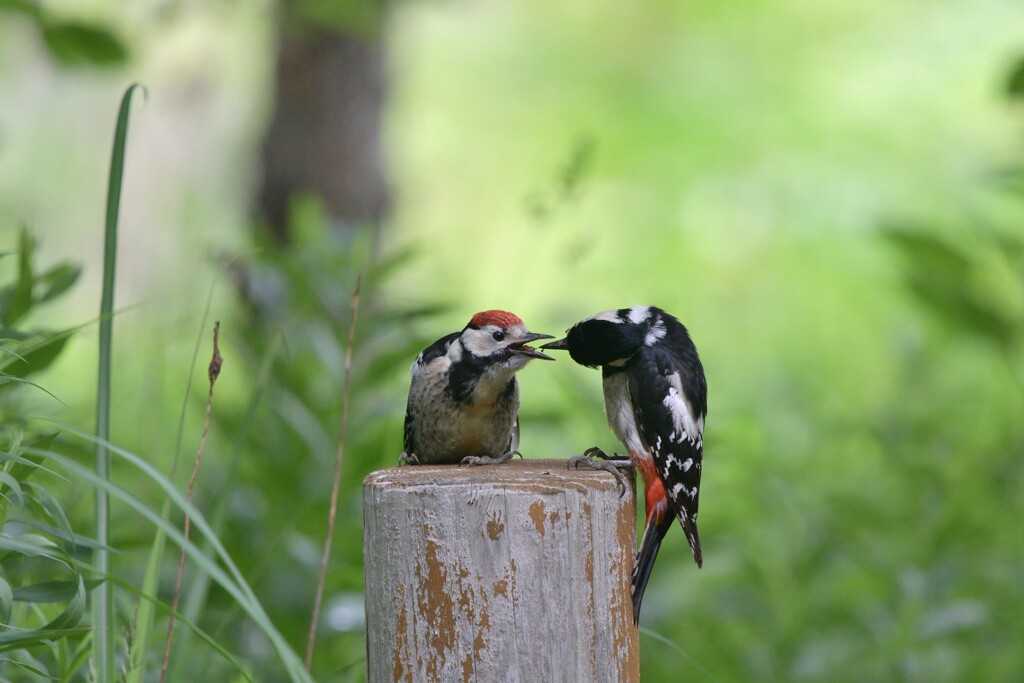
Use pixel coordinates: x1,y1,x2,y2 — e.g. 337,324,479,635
539,337,569,352
509,332,556,360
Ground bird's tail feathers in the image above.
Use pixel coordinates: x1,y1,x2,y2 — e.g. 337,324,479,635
631,518,671,624
681,514,703,569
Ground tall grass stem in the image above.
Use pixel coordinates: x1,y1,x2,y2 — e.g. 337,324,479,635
160,322,223,682
93,82,144,683
305,276,361,670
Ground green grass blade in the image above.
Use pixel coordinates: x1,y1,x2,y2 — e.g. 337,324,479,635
93,81,145,683
70,564,254,683
31,434,314,683
126,274,220,683
174,332,282,672
124,499,171,683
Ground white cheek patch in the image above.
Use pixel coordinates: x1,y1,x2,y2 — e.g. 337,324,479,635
448,340,464,362
627,306,651,324
460,328,498,357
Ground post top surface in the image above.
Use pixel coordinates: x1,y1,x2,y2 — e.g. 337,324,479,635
363,458,634,496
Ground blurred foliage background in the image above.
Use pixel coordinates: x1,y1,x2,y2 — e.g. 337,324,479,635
2,0,1024,680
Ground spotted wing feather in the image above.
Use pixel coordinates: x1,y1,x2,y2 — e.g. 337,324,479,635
627,343,706,566
508,415,520,453
403,407,416,455
404,331,460,458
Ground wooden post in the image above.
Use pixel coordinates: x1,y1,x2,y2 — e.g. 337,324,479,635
363,459,640,683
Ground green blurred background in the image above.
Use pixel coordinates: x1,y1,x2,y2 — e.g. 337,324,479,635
2,0,1024,680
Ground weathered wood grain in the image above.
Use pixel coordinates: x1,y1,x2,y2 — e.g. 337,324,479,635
363,459,639,683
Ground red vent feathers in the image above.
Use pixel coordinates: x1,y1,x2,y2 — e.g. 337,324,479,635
468,310,523,330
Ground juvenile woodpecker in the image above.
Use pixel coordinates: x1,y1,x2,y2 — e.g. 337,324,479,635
542,306,707,623
399,310,554,466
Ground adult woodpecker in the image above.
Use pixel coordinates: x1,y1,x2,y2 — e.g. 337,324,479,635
542,306,707,623
399,310,554,466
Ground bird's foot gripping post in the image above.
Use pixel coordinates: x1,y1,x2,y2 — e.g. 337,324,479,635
568,447,634,497
363,459,640,683
460,449,523,466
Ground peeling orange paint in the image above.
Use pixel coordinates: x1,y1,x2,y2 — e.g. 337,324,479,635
473,630,487,662
366,459,640,681
476,608,491,662
486,517,505,541
393,584,411,682
614,499,641,679
528,500,546,536
415,539,457,679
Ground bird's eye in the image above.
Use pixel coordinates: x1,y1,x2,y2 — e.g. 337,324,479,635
492,330,505,342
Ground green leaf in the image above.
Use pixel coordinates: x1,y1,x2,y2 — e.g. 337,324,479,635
13,520,110,552
125,518,168,683
12,580,80,604
0,532,67,567
0,574,12,623
32,433,316,683
40,21,128,67
0,470,24,507
0,333,70,380
23,482,75,552
1007,56,1024,99
0,375,66,405
61,635,93,683
0,343,26,363
0,0,40,18
40,574,85,631
37,263,81,304
884,227,1019,345
91,570,255,683
0,228,34,328
0,656,55,680
1,432,63,486
0,627,91,654
293,0,385,36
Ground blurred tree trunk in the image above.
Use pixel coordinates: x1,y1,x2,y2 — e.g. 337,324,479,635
258,7,389,243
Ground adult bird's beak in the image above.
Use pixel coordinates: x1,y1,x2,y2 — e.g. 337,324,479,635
539,337,569,352
509,332,556,360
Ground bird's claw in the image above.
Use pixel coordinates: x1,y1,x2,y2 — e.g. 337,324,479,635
582,446,630,462
569,454,633,497
398,452,420,466
461,450,522,467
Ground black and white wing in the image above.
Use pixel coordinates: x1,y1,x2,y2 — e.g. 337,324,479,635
627,343,707,565
402,406,416,456
403,331,460,460
508,415,520,453
414,331,461,368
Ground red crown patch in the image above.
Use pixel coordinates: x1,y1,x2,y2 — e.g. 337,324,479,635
468,310,524,330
